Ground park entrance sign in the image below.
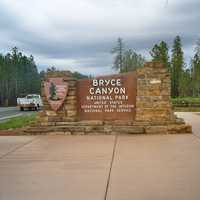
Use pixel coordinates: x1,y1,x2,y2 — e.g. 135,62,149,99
44,78,68,111
77,72,137,120
29,62,192,135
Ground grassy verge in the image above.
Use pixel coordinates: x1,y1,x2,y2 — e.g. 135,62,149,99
171,97,200,112
171,97,200,107
174,107,200,112
0,114,36,130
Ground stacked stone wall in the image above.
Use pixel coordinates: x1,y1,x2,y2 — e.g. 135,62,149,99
32,62,192,135
136,62,176,124
38,71,78,125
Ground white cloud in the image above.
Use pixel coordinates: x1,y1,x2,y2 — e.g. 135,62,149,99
0,0,199,74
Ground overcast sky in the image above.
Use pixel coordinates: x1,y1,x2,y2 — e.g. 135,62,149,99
0,0,199,75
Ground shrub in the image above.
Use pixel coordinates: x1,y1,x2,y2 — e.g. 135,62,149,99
171,97,200,107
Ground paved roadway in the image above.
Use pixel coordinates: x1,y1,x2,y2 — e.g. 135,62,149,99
0,112,200,200
0,107,34,122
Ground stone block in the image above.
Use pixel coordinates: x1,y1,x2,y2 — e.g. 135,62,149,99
167,124,192,134
67,126,85,132
50,131,65,135
113,126,145,134
87,132,104,135
84,126,94,132
38,116,48,122
48,116,63,122
37,111,45,117
65,104,77,110
66,96,77,100
145,126,168,134
72,132,85,135
63,77,76,81
78,120,103,126
104,125,112,133
40,122,51,126
63,117,78,122
67,110,77,117
64,131,71,135
46,111,57,116
68,81,77,87
68,90,76,96
66,99,77,105
111,120,133,126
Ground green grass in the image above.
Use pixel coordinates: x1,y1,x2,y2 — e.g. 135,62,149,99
0,114,36,130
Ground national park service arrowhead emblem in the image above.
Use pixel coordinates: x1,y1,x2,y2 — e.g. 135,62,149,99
44,78,68,111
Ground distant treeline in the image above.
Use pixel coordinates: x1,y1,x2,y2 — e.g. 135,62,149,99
0,50,88,106
1,35,199,106
0,47,41,106
43,66,88,79
111,36,200,97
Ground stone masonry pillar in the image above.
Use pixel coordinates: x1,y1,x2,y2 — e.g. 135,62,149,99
135,61,176,124
38,71,78,125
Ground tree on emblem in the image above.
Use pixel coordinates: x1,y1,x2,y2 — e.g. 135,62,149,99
49,82,59,100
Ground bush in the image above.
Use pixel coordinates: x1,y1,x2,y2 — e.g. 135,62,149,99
171,97,200,107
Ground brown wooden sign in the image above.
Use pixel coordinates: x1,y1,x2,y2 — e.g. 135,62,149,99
77,72,137,120
44,77,68,111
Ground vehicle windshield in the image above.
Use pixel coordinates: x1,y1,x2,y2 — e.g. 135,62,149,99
27,95,39,99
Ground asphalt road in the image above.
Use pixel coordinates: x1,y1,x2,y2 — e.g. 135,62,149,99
0,107,35,121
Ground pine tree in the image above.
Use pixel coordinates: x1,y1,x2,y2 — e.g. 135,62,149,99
179,67,192,97
150,41,170,69
49,82,56,100
111,38,125,73
191,40,200,96
0,47,41,106
171,36,184,97
122,49,145,72
111,38,145,73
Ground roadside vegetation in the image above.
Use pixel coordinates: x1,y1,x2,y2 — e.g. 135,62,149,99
0,49,88,107
0,35,200,107
171,97,200,111
111,36,200,98
171,97,200,107
0,114,36,130
0,48,41,106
